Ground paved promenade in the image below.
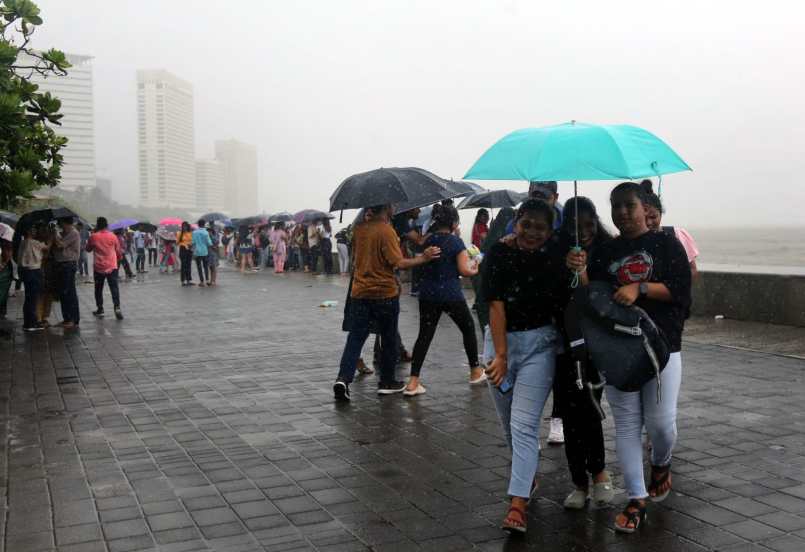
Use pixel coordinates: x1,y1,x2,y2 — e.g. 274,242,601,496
1,267,804,552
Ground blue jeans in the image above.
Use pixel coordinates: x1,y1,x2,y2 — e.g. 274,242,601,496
20,267,42,328
485,325,558,498
57,261,80,324
338,297,400,385
606,352,682,499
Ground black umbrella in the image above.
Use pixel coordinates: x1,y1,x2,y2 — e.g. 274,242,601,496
329,167,455,213
457,189,526,210
269,211,294,223
238,215,268,227
13,206,80,259
200,212,229,223
445,179,485,198
0,210,19,227
294,209,333,224
132,222,157,233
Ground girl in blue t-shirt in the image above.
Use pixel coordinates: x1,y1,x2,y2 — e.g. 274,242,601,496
404,204,481,396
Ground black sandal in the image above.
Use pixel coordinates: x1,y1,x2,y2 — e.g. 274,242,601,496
614,499,647,534
648,464,672,502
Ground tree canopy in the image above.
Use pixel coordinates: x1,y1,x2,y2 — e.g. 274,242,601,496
0,0,70,209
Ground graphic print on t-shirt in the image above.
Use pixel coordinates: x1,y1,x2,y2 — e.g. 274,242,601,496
608,251,654,285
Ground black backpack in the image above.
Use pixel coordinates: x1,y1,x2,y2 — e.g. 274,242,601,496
574,281,670,397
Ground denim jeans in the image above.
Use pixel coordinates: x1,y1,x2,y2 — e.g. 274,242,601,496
606,352,682,499
136,248,146,272
94,270,120,311
21,267,43,327
78,252,89,276
195,255,209,283
57,261,80,324
485,325,558,498
338,297,400,385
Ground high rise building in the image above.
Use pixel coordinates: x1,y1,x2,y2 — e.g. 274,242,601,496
214,139,258,216
29,53,96,191
137,70,195,209
195,160,225,212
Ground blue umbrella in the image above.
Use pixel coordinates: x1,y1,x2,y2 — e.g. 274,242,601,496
109,218,138,231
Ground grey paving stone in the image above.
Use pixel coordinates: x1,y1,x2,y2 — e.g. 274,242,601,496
102,518,150,540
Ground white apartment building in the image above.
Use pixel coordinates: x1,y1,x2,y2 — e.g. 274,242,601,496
137,70,196,209
195,159,225,212
29,53,96,191
214,139,258,216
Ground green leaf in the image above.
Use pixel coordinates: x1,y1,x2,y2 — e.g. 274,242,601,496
0,40,17,65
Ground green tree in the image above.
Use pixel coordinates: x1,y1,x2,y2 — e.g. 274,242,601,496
0,0,70,209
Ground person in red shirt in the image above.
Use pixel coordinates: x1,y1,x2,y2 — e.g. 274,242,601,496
471,209,490,248
86,217,124,320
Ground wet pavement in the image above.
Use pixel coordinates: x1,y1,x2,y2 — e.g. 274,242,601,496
1,266,805,552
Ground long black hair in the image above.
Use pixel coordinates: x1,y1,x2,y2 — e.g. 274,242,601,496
561,196,613,248
481,207,515,254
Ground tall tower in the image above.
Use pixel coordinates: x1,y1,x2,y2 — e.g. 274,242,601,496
195,160,225,213
214,139,258,216
29,53,96,191
137,70,195,209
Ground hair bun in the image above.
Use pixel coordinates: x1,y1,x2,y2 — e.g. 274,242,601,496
639,179,654,194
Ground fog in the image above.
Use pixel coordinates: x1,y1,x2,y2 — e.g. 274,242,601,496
32,0,805,227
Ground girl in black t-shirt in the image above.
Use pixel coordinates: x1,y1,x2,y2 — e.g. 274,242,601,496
483,199,569,534
567,182,691,534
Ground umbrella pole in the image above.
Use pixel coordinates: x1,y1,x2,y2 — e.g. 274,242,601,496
571,180,581,288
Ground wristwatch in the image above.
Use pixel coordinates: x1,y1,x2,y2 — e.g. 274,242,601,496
638,282,649,298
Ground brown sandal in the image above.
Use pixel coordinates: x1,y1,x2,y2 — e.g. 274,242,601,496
648,464,672,502
501,504,527,534
614,499,647,534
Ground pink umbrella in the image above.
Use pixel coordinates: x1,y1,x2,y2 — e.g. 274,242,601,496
159,217,183,226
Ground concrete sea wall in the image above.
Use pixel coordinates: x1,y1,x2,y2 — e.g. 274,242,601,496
692,271,805,327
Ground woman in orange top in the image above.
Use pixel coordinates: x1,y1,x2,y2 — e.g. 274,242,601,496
176,222,194,286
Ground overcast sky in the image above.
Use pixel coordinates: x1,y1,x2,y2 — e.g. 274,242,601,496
31,0,805,227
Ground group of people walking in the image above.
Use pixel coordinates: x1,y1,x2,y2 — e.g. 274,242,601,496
333,179,698,536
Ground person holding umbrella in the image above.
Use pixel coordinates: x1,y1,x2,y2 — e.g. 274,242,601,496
333,204,441,401
86,217,124,320
52,216,81,329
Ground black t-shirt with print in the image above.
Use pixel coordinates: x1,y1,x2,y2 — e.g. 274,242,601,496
482,236,571,332
588,230,692,352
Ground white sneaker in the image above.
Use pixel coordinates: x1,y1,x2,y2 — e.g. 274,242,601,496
469,371,487,385
547,418,564,445
563,488,589,510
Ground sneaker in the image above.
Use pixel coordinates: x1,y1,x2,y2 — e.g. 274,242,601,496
92,309,104,318
114,308,124,320
356,358,374,375
377,380,406,395
403,384,427,397
563,488,589,510
333,380,350,402
592,472,615,506
469,371,488,385
23,325,44,332
548,418,564,445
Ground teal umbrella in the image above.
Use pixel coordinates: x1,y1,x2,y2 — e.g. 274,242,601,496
464,121,691,182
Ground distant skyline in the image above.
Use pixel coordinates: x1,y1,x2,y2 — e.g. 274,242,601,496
30,0,805,226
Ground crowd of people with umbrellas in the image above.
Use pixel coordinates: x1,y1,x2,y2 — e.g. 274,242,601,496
0,121,702,538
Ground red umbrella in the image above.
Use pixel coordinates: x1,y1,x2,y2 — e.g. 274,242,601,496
159,217,183,226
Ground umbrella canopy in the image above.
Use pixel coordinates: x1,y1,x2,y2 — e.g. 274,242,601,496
457,189,526,210
238,215,268,227
464,121,691,182
445,179,485,198
294,209,333,224
159,217,183,226
132,222,157,233
0,210,19,227
329,167,456,212
156,228,177,241
269,211,294,223
200,212,229,223
0,222,14,242
109,218,138,231
13,206,80,258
